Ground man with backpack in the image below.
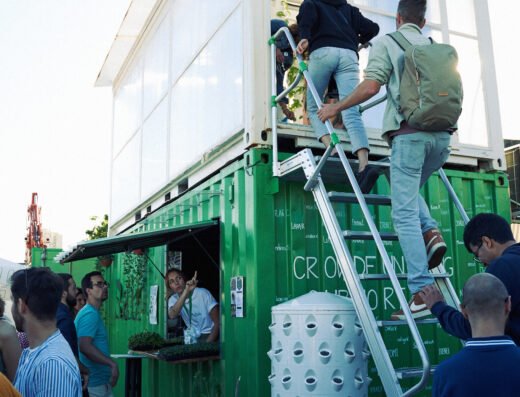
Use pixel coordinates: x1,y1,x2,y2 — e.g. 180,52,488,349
318,0,462,320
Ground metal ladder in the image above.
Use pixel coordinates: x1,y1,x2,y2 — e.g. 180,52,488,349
269,27,468,396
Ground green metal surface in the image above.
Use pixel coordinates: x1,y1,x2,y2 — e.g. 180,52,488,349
330,131,340,146
68,148,509,397
59,220,219,263
31,247,98,289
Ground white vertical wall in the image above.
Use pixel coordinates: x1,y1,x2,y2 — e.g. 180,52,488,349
108,0,504,226
110,0,245,222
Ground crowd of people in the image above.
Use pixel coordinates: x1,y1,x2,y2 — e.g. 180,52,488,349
0,269,116,397
0,264,221,397
0,1,516,396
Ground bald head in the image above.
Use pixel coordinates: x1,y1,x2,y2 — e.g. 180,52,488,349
462,273,509,322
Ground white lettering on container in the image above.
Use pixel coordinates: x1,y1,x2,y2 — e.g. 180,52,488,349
291,223,305,230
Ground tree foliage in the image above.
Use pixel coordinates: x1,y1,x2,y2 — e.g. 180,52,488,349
85,214,109,240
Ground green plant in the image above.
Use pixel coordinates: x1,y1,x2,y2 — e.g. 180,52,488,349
272,0,306,119
128,331,165,351
117,252,147,320
286,64,306,119
97,254,113,265
157,342,220,361
85,214,109,240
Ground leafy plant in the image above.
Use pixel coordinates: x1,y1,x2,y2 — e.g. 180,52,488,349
273,0,306,119
128,331,165,351
117,252,147,320
85,214,109,240
286,64,306,120
158,342,220,361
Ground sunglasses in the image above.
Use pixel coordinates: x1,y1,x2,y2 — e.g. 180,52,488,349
92,281,109,288
473,240,484,263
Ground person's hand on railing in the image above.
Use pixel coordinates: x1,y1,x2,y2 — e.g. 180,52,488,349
296,39,308,54
276,48,284,64
280,103,296,121
419,284,445,310
317,103,340,122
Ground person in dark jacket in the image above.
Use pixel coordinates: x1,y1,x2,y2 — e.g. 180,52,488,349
271,19,297,122
296,0,379,193
57,273,79,354
422,213,520,345
432,273,520,397
57,273,89,392
56,273,88,395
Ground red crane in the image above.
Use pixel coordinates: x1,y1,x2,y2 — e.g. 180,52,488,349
25,192,44,264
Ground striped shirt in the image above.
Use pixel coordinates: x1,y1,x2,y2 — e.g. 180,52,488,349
14,330,82,397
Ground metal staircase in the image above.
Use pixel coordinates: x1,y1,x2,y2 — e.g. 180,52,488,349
269,27,468,396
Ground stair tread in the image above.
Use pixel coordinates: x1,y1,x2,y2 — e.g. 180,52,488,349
396,365,437,379
315,156,390,168
329,191,391,205
343,230,398,240
378,318,439,327
360,273,450,280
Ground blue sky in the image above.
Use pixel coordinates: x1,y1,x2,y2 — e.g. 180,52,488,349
0,0,129,262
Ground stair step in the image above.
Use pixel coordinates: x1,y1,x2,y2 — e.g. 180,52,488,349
396,365,437,380
315,156,391,169
329,192,391,205
359,273,450,280
343,231,398,240
378,318,439,327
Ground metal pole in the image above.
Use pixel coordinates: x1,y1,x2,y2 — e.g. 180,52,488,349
270,41,279,176
438,168,470,224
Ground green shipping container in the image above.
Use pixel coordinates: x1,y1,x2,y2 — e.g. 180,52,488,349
62,148,509,397
32,247,98,288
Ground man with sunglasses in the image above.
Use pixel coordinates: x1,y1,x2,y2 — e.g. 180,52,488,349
75,271,118,397
422,213,520,345
10,267,82,396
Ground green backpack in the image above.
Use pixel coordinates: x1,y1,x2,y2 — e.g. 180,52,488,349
388,31,463,131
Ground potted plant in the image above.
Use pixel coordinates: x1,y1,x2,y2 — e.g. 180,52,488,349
98,254,113,267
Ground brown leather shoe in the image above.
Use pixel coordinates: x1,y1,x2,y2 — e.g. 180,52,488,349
390,292,431,320
423,228,447,270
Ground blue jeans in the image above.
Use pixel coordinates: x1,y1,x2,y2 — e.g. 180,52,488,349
306,47,369,154
390,132,451,294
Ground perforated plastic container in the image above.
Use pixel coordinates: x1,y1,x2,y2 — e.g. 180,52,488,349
268,291,370,397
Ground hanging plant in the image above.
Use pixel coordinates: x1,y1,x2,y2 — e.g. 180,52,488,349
97,255,113,268
117,252,147,320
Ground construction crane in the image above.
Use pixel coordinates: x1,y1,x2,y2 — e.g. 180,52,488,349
25,192,44,265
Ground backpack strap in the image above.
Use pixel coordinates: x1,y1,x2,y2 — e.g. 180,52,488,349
387,31,412,51
388,31,434,50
